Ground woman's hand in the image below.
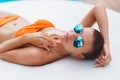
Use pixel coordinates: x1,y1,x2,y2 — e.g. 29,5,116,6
95,44,112,67
25,32,54,51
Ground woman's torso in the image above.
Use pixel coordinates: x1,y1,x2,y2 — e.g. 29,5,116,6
0,16,67,60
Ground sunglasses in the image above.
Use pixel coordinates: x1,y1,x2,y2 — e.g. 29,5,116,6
73,24,84,48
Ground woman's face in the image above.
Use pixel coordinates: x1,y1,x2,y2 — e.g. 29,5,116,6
60,28,94,55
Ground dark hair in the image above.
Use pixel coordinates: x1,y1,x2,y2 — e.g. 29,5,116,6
83,29,104,59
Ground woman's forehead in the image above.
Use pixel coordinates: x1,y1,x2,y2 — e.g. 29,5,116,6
82,28,94,52
82,28,94,36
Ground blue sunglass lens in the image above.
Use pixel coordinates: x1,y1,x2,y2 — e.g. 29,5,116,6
74,36,83,48
74,24,83,34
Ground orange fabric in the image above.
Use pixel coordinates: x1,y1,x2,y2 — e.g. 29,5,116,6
0,15,19,27
15,19,55,37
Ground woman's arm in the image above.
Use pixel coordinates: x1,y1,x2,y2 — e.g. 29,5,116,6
0,35,27,53
0,32,54,53
0,46,51,66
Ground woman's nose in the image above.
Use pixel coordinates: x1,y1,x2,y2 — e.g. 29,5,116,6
70,31,78,40
73,32,78,36
71,30,79,36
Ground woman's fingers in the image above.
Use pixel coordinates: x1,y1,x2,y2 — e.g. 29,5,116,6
41,35,55,46
95,55,106,67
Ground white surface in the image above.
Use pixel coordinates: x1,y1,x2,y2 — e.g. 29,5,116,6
0,1,120,80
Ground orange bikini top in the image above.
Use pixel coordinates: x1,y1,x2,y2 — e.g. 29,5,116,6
0,15,55,37
15,19,55,37
0,15,19,26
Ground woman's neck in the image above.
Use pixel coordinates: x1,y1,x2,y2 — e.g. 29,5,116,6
51,41,70,58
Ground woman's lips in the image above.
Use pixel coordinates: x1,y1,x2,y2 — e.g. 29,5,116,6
65,32,68,42
65,32,70,42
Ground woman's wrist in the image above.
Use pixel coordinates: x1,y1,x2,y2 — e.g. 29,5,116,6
104,39,109,44
103,43,111,54
23,34,32,43
104,41,110,47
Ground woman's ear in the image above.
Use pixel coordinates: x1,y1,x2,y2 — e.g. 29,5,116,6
71,53,85,60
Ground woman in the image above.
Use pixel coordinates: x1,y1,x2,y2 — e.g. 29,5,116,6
0,4,111,67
